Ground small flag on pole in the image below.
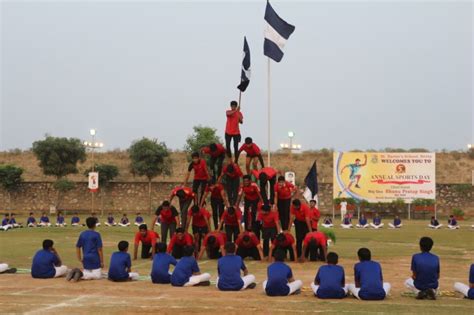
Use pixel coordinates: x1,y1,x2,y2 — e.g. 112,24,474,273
303,161,318,202
264,0,295,62
237,37,251,92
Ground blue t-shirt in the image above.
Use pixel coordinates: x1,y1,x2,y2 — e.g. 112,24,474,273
448,218,457,226
315,265,346,299
71,216,80,224
2,218,9,226
107,216,114,224
151,253,177,284
27,217,36,224
76,229,103,269
171,256,199,286
9,218,17,224
218,254,246,291
57,216,65,224
349,164,361,178
468,264,474,299
31,249,59,278
359,218,367,225
266,262,292,296
354,260,385,300
411,252,439,290
343,218,351,225
40,216,49,223
394,218,401,226
373,217,381,225
108,251,131,281
135,216,144,223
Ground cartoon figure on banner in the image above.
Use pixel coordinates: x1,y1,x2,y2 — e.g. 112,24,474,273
338,154,367,197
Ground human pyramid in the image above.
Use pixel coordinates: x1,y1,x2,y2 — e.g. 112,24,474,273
1,100,473,301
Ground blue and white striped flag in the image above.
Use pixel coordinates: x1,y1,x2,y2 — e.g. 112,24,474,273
237,36,251,92
264,0,295,62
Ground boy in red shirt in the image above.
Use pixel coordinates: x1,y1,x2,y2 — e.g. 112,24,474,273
301,231,328,262
288,199,311,258
169,186,196,228
197,231,227,260
274,175,296,230
183,152,210,204
218,159,243,205
152,200,180,244
185,205,211,253
167,227,194,259
235,229,264,260
253,167,277,205
235,175,263,232
268,232,297,262
257,203,281,258
201,179,229,230
307,199,321,231
133,224,159,260
201,143,226,182
236,137,265,174
217,206,243,242
225,100,243,158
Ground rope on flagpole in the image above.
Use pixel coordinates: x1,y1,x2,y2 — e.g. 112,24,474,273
267,57,271,167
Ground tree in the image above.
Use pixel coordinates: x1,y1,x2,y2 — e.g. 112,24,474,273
184,125,221,155
84,164,119,214
32,136,86,209
129,138,172,214
0,164,23,214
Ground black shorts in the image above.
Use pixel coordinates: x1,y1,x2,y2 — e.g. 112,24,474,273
192,226,209,235
262,226,277,240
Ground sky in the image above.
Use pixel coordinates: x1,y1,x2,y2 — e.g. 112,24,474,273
1,0,473,152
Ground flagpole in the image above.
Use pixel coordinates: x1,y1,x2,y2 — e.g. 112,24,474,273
267,57,271,166
238,90,242,108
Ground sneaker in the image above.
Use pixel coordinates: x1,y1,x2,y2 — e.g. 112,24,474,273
66,269,75,281
72,268,83,282
416,290,428,300
3,268,17,274
247,282,257,289
197,280,211,286
426,289,436,300
355,184,361,189
293,289,302,295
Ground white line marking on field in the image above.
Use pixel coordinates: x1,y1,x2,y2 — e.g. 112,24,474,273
11,285,58,296
23,295,88,315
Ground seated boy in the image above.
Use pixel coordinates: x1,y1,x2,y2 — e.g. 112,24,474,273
356,214,369,228
105,213,116,227
428,216,442,229
340,214,353,229
405,237,439,300
311,252,347,299
268,232,297,262
9,214,22,228
171,245,211,287
151,242,177,284
321,216,333,228
235,229,264,260
31,239,68,279
447,215,459,229
1,214,12,231
370,214,384,229
108,241,139,281
197,231,227,260
39,212,51,227
55,211,66,227
263,248,303,296
27,212,37,227
71,212,81,226
347,248,391,300
167,227,194,259
388,216,402,229
134,213,144,226
118,214,130,227
453,264,474,299
217,242,256,291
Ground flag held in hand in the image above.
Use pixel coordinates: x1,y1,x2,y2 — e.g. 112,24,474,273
237,36,251,92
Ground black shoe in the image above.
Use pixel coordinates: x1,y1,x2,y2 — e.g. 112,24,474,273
3,268,17,274
247,282,257,289
416,290,428,300
72,268,83,282
426,289,436,300
355,184,361,189
293,289,301,295
66,269,75,281
197,280,211,286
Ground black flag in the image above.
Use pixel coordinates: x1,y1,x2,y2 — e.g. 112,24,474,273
303,161,318,201
237,37,251,92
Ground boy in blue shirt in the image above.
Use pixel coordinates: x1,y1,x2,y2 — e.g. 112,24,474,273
39,212,51,227
311,252,347,299
389,216,402,229
118,213,130,227
347,248,391,300
1,213,12,231
55,211,66,227
171,245,211,287
321,216,333,228
9,214,22,228
454,264,474,299
263,248,302,296
27,212,37,227
134,213,144,226
31,239,68,278
151,242,177,284
71,212,81,226
108,241,139,282
340,214,353,229
447,215,459,229
104,212,116,227
370,213,384,229
405,237,439,300
217,242,256,291
70,217,104,281
356,214,369,228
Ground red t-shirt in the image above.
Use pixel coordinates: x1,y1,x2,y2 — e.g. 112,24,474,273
240,183,260,201
172,186,195,201
134,230,159,246
155,206,179,225
275,181,295,200
235,231,260,249
252,167,277,180
303,231,327,247
257,210,279,228
188,159,209,180
221,208,242,226
167,233,194,252
307,206,321,230
290,203,309,222
188,207,211,227
202,144,226,158
205,184,224,199
238,143,261,157
225,110,243,135
271,232,295,247
203,231,227,248
222,163,243,179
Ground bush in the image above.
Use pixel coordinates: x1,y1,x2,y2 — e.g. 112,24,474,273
184,125,221,156
453,184,471,194
452,208,464,217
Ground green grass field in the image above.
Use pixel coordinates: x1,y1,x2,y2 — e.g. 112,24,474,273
0,216,473,314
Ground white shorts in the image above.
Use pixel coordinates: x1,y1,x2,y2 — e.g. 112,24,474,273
54,265,68,277
82,268,102,280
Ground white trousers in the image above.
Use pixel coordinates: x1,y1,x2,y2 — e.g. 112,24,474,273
311,282,348,295
404,278,420,293
453,282,470,297
54,265,68,277
71,223,80,226
216,274,256,290
340,209,347,221
263,279,303,295
1,225,12,231
28,223,36,227
104,222,116,226
55,223,67,227
388,223,402,228
184,273,211,287
340,224,353,229
448,225,459,230
39,222,51,227
370,223,384,229
82,268,102,280
129,272,139,281
347,283,391,299
321,224,333,228
134,222,143,226
118,223,130,227
428,224,442,229
356,224,369,228
0,263,9,273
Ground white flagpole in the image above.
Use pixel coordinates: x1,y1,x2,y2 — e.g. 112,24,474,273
267,57,271,166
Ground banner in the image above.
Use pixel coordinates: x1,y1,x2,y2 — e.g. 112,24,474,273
333,152,435,202
88,172,99,192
